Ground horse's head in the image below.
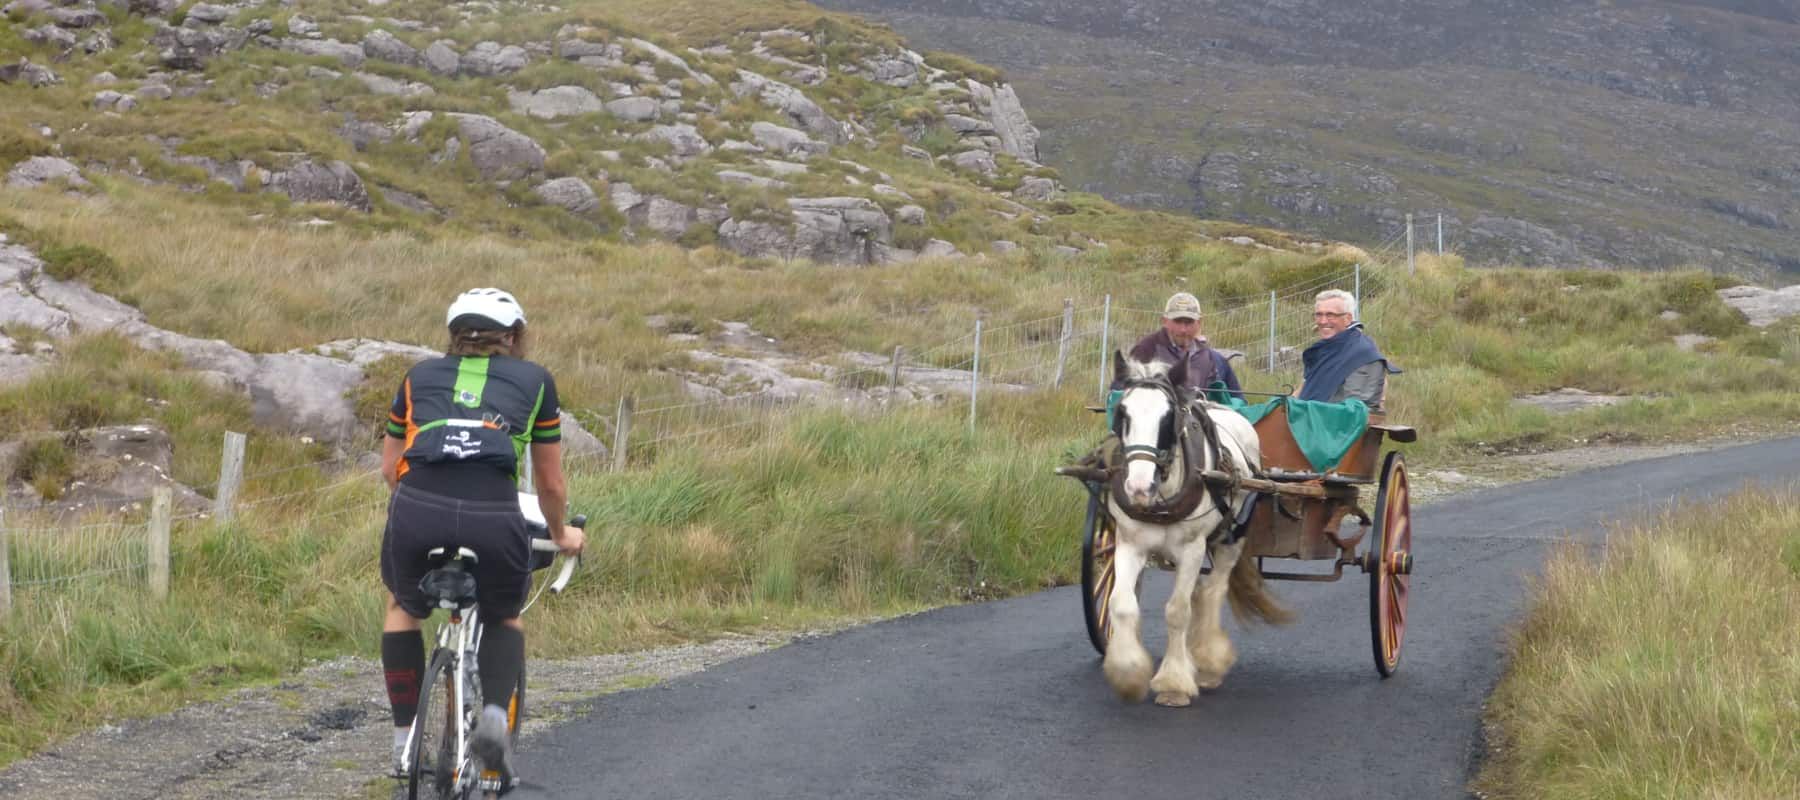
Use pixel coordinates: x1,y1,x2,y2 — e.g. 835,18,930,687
1111,351,1192,505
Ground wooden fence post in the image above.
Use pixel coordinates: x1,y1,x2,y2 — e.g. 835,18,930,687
888,346,904,393
968,318,983,432
149,487,171,601
214,431,245,522
1052,298,1074,387
611,396,635,472
0,508,11,617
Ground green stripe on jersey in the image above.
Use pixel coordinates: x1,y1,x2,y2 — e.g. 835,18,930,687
453,356,490,409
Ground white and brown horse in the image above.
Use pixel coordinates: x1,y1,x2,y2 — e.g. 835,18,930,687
1103,352,1291,706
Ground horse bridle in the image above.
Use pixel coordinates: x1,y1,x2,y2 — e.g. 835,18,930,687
1113,375,1185,481
1111,374,1239,529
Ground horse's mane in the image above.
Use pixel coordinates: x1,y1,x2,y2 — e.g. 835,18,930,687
1122,355,1173,382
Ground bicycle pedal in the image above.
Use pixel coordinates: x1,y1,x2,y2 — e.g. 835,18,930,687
478,770,517,794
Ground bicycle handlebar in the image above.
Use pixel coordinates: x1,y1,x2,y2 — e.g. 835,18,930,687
530,514,586,594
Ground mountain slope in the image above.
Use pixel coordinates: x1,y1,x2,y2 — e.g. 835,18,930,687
817,0,1800,279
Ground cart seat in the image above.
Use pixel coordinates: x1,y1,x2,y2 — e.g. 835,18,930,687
1248,401,1411,480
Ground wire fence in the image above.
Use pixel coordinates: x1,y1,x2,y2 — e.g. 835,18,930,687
1,223,1429,604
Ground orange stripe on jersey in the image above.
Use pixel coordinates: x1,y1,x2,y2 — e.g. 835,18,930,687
398,376,418,479
534,417,559,427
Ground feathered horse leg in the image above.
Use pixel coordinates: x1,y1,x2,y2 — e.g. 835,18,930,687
1101,531,1153,702
1149,536,1209,707
1191,538,1244,689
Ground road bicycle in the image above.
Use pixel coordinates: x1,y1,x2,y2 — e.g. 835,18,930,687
402,492,584,800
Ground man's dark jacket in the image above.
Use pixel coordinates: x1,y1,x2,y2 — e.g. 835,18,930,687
1128,329,1243,397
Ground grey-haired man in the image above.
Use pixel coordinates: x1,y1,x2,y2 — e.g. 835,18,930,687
1299,289,1394,411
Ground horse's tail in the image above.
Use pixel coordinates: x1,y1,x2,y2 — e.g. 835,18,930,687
1227,548,1295,625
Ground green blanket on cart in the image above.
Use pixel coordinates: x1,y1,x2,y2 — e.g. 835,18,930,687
1204,384,1368,473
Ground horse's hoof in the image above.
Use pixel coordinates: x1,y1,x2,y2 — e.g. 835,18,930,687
1154,692,1192,708
1196,674,1223,690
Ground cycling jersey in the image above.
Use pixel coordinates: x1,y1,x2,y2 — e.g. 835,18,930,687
386,355,561,483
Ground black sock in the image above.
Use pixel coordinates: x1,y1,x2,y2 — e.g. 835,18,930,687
479,625,525,716
381,630,426,728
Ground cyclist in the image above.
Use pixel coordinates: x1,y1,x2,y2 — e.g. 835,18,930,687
378,288,584,791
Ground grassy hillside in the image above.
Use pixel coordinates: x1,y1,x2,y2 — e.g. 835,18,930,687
2,0,1799,770
816,0,1800,281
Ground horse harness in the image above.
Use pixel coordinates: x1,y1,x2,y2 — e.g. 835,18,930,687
1106,375,1241,533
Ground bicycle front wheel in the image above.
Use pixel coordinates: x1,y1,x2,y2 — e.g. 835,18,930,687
408,649,461,800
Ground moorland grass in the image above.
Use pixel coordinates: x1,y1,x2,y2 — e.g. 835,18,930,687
1474,486,1800,799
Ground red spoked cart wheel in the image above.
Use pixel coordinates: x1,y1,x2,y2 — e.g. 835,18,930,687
1369,451,1413,677
1079,487,1117,656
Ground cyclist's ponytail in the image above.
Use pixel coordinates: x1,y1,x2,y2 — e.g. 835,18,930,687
448,322,528,358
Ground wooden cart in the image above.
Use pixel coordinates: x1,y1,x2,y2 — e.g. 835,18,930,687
1074,403,1418,677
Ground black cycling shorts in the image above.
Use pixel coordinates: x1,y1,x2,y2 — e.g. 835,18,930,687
381,483,532,623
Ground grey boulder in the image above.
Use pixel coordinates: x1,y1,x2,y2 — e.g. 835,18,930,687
534,177,600,216
446,113,545,181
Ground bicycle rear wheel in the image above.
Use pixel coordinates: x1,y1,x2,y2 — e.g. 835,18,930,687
408,649,461,800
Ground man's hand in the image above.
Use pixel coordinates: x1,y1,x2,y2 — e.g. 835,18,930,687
552,524,585,556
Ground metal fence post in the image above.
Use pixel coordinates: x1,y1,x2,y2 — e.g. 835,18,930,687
969,318,982,432
1052,298,1074,388
888,346,904,393
1354,262,1362,311
611,395,634,472
1436,214,1444,256
0,508,10,617
1267,290,1278,372
1097,294,1112,399
213,431,245,522
1406,213,1416,275
149,487,171,601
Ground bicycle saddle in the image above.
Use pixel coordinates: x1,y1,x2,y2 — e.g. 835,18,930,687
419,547,481,609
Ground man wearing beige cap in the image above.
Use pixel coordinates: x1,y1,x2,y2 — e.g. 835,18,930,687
1128,292,1242,397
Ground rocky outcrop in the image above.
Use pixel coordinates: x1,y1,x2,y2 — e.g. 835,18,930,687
3,424,209,515
459,41,528,77
858,51,923,87
423,40,460,76
353,72,433,98
1717,285,1800,328
7,156,91,189
610,184,698,238
535,177,601,216
361,29,422,68
963,80,1040,163
445,113,546,181
627,37,714,85
749,121,827,160
264,160,371,211
732,70,845,144
950,149,998,177
1014,176,1060,202
605,96,661,122
635,124,711,158
149,19,250,70
0,57,59,86
280,38,366,68
719,197,894,265
508,85,606,119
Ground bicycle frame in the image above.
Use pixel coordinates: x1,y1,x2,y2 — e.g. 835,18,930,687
404,529,579,798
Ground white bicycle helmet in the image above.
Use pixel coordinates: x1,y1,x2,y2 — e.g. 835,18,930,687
446,287,526,329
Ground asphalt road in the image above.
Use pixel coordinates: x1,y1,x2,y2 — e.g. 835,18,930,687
516,437,1800,800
